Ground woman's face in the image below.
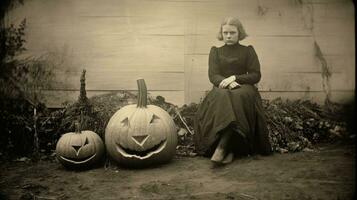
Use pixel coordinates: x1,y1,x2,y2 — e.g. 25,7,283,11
222,24,239,45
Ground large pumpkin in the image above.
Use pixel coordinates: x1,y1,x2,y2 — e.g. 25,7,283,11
105,79,177,167
56,122,104,168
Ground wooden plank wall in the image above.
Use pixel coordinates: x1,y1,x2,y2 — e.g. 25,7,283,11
7,0,355,107
184,0,355,104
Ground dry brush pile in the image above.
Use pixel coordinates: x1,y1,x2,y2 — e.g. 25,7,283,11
37,91,354,158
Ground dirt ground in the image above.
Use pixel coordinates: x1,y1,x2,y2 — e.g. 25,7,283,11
0,143,355,200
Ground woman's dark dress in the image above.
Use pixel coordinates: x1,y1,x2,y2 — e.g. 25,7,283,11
194,42,272,156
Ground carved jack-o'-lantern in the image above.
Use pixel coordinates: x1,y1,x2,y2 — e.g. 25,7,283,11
105,79,177,167
56,122,104,168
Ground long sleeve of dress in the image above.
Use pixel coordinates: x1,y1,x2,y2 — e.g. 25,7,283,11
208,47,226,87
235,45,261,85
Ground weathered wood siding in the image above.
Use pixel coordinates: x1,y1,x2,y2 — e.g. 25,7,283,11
8,0,355,107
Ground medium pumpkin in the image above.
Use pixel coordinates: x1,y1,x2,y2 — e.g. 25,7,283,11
56,122,104,168
105,79,177,167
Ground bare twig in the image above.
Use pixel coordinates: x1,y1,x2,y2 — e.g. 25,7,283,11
39,116,52,127
174,108,194,135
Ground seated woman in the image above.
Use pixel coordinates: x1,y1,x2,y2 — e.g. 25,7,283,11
194,17,272,165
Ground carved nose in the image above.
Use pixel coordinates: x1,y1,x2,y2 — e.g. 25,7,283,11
132,135,149,146
72,145,82,155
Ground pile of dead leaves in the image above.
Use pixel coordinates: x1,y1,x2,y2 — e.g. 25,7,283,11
263,98,353,153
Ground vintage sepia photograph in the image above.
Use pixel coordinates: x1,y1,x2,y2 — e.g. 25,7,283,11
0,0,355,199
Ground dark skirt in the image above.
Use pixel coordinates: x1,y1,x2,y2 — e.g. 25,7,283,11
193,85,272,156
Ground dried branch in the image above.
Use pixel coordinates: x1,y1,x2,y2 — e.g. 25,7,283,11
175,108,194,135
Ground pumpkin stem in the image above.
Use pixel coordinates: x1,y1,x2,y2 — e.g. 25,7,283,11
137,79,147,108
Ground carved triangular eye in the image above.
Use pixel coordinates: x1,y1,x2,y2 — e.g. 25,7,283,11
150,114,160,124
121,117,130,127
84,137,89,146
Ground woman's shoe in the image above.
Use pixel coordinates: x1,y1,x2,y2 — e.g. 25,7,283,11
222,152,234,164
211,129,232,164
211,146,225,163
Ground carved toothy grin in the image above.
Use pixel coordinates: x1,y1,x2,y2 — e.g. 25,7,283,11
116,140,167,159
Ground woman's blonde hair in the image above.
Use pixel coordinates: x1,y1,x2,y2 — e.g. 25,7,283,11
217,17,248,41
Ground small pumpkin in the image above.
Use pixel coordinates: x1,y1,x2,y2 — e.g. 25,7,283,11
56,121,104,168
105,79,177,167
